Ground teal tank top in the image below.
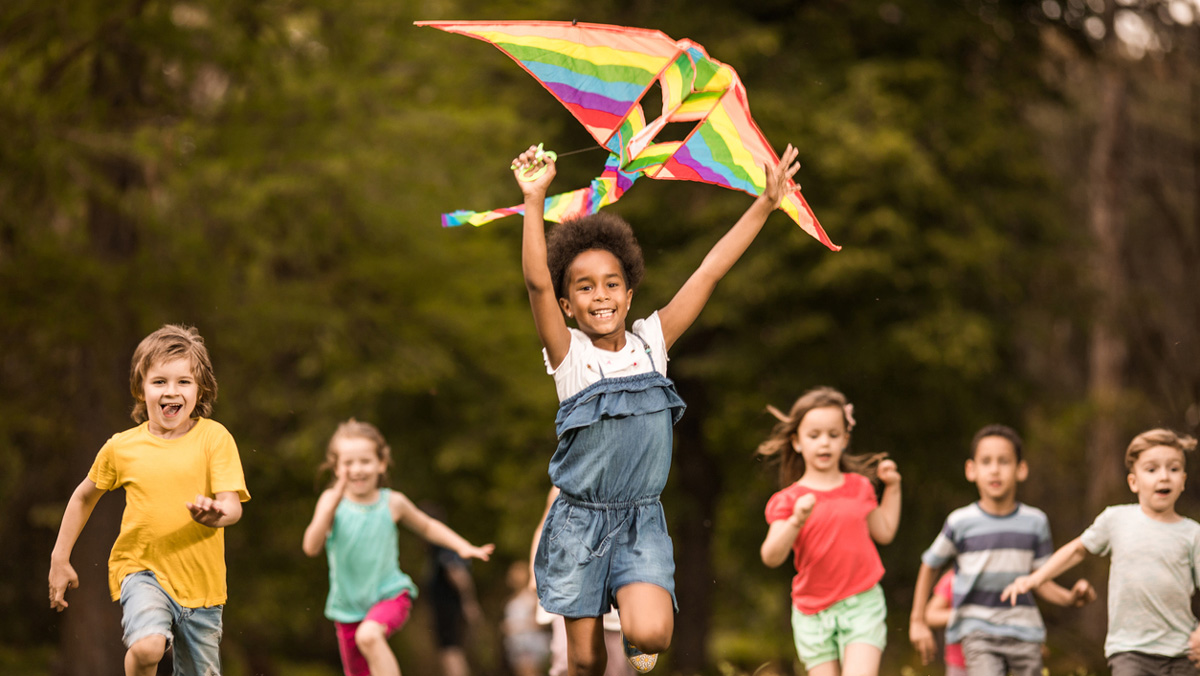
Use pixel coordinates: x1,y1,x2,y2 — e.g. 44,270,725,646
324,488,418,623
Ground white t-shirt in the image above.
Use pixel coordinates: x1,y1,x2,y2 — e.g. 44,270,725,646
543,312,668,402
1080,503,1200,657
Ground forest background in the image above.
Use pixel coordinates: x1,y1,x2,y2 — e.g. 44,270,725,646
3,0,1199,674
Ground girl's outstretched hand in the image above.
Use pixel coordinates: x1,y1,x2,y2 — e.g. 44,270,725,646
460,542,496,562
788,493,816,527
762,143,801,210
877,459,901,487
512,145,556,198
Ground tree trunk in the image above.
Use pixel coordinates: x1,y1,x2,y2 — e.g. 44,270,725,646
1082,63,1129,649
671,376,721,676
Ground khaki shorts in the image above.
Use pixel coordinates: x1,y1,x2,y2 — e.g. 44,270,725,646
791,584,887,669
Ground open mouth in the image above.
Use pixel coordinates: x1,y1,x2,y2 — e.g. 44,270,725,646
1156,488,1172,495
591,309,615,319
162,404,182,417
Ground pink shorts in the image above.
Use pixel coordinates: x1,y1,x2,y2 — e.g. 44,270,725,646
334,591,413,676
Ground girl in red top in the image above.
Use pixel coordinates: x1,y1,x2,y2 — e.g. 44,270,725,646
759,387,902,676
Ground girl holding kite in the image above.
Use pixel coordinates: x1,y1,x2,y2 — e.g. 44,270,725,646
513,142,803,675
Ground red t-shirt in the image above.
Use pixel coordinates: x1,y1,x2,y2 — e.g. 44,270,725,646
933,571,965,667
764,472,884,614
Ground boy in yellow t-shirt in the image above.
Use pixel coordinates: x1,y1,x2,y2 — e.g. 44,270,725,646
49,324,250,676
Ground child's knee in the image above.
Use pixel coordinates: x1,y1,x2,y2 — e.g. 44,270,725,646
626,619,672,654
354,621,388,652
126,634,167,666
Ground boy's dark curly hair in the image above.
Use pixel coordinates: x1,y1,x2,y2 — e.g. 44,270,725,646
546,212,645,298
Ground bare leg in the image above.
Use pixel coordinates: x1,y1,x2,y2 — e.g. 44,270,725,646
440,646,471,676
805,659,841,676
564,616,606,676
355,620,401,676
613,584,673,655
840,644,882,676
124,635,167,676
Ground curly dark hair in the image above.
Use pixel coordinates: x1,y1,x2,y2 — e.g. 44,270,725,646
546,212,645,298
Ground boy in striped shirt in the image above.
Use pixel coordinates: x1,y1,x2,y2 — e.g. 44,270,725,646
908,424,1095,676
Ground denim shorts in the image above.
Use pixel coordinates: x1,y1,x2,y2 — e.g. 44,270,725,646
960,633,1043,676
536,493,676,618
791,584,887,669
120,571,223,676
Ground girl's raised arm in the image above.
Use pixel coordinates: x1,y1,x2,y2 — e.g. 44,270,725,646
394,492,494,561
302,475,347,557
658,144,801,350
516,147,572,368
867,460,902,544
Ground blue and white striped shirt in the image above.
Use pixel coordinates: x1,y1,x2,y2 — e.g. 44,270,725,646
922,502,1053,644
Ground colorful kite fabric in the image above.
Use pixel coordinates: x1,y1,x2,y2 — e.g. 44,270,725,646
417,20,837,251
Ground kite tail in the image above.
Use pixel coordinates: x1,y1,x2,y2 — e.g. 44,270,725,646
440,157,639,227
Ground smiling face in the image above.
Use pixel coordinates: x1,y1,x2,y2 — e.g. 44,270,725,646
558,249,634,345
792,406,850,478
334,435,386,502
142,357,199,439
966,435,1027,512
1128,444,1186,520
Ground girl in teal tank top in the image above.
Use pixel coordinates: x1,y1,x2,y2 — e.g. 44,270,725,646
302,420,495,676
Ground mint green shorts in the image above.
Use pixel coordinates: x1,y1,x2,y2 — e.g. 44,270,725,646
791,584,887,669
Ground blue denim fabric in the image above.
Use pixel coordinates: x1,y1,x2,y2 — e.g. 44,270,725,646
120,571,223,676
536,365,685,618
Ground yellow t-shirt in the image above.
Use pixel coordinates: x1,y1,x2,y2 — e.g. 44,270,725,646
88,418,250,608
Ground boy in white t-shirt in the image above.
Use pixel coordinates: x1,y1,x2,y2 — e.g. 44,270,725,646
1002,428,1200,675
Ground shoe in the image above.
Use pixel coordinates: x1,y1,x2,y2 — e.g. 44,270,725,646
622,634,657,673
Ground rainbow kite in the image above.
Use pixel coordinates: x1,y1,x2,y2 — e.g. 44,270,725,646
417,20,838,251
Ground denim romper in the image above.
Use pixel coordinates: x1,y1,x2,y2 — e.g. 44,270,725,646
534,333,687,618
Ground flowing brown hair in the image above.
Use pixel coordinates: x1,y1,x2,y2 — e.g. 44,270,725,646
756,387,887,488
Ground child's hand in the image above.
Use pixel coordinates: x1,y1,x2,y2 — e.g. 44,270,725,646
187,494,230,528
1069,578,1096,607
909,619,937,665
512,145,556,198
1000,574,1036,605
460,542,495,562
877,459,901,487
788,493,816,527
48,561,78,612
761,143,801,210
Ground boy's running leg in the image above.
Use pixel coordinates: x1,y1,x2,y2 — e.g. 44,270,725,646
124,635,167,676
565,616,607,676
615,583,673,672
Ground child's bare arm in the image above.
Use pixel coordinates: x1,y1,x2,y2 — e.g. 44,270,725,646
302,477,347,557
761,492,815,567
515,146,572,368
924,588,952,629
909,562,942,665
49,478,106,611
395,492,494,561
1033,578,1096,607
187,491,243,528
658,144,801,349
1000,536,1089,604
867,460,902,544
